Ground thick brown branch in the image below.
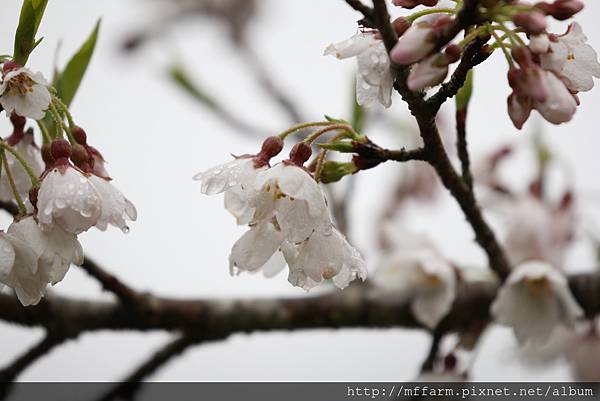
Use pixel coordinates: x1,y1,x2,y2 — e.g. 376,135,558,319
1,274,599,336
353,138,427,171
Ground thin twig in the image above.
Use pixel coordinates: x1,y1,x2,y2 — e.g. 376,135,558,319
456,108,473,189
81,258,143,306
97,334,211,401
420,329,445,373
0,333,66,396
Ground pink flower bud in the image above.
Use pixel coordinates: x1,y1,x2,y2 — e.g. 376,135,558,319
390,22,436,65
536,0,584,20
289,142,312,166
407,53,450,91
513,11,547,35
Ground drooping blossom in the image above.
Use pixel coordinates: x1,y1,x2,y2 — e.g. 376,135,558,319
36,140,101,235
0,62,51,120
194,136,283,225
0,216,83,306
407,45,461,91
491,261,583,345
373,236,456,329
325,32,393,108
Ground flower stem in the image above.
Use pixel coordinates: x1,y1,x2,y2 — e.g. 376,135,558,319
488,25,515,68
52,96,75,128
304,124,361,144
277,121,333,140
458,26,488,48
49,103,76,143
406,8,455,23
0,142,40,187
313,132,351,183
0,151,27,215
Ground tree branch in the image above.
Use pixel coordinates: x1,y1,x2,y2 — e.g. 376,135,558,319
81,257,144,306
0,333,66,394
97,334,212,401
456,108,473,190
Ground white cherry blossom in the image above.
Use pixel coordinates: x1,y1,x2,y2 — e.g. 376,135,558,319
373,244,456,329
229,219,285,275
287,228,366,290
89,176,137,233
532,70,577,124
407,53,449,91
0,216,83,306
539,23,600,92
0,131,43,202
253,163,332,243
0,65,51,120
37,166,102,235
491,261,583,345
194,157,266,225
325,32,393,108
390,20,436,65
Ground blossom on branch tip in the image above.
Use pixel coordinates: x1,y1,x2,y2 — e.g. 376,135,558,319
0,216,83,306
538,23,600,92
491,261,583,345
0,62,51,120
390,16,449,66
325,32,393,108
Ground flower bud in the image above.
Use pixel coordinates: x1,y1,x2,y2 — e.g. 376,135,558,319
289,142,312,166
319,161,358,184
390,21,436,65
257,136,284,160
535,0,584,20
513,11,547,35
507,92,533,129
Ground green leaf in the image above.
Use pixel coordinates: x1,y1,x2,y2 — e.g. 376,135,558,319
319,161,358,184
54,19,101,107
455,70,474,111
169,64,217,110
13,0,49,65
324,115,349,125
351,79,365,132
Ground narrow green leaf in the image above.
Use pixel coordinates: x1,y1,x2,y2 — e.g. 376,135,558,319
55,19,101,107
351,79,365,132
317,141,356,153
455,70,474,111
169,64,218,110
13,0,49,65
324,115,350,125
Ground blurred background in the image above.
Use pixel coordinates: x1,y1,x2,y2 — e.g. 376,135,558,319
0,0,599,381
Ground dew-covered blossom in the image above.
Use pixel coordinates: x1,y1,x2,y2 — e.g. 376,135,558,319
0,62,51,120
324,32,393,108
535,23,600,92
491,261,583,345
89,176,137,233
0,117,43,202
373,237,456,329
199,140,366,290
194,136,282,224
0,216,83,306
36,141,102,235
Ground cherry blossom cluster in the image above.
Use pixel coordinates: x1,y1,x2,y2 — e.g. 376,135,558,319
194,134,367,291
0,60,137,306
326,0,599,129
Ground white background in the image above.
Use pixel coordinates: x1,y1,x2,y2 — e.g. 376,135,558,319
0,0,599,381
